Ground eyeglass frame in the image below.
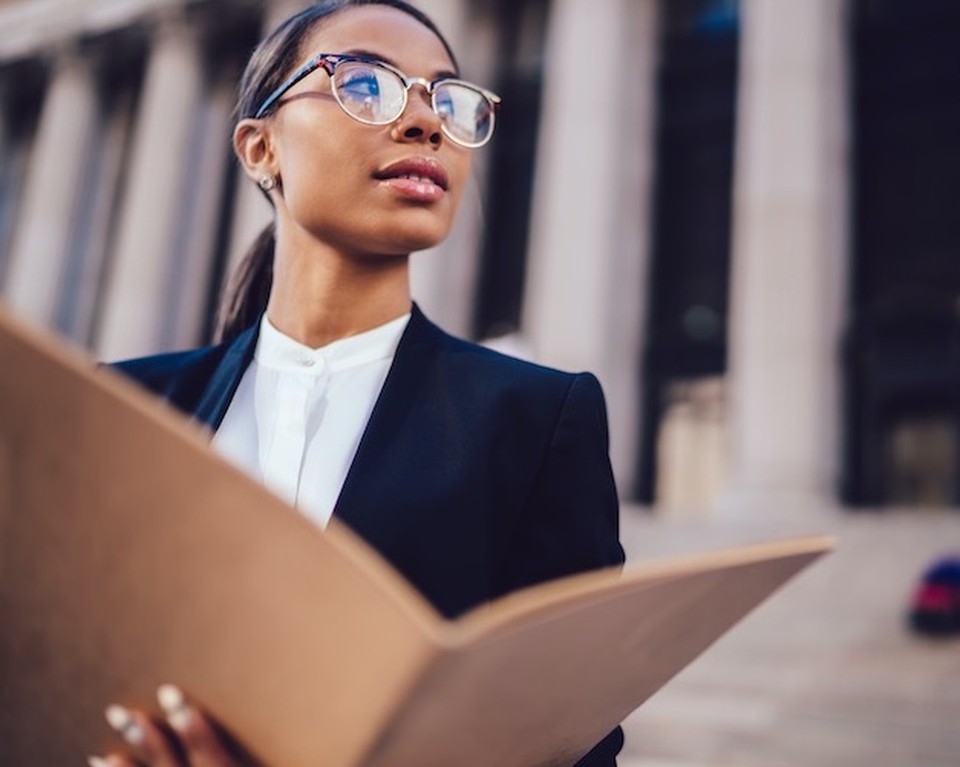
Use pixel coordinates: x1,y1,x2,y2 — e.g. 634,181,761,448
252,53,502,148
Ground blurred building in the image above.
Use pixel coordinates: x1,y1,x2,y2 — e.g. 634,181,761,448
1,0,958,513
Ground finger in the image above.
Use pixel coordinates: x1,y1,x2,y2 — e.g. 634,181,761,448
157,684,235,767
88,754,140,767
103,703,182,767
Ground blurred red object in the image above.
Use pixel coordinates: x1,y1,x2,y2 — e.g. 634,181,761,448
909,557,960,637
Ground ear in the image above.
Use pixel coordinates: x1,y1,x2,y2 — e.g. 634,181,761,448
233,118,278,182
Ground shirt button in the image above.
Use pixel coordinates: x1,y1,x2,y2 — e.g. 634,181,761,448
298,357,316,368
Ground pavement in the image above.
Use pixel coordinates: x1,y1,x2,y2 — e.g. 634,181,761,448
614,506,960,767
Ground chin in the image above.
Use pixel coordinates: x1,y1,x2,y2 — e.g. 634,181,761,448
376,222,451,254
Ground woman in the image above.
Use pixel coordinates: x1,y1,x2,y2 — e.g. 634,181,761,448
95,1,624,765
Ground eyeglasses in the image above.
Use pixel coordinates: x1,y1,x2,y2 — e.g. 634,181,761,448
254,53,501,148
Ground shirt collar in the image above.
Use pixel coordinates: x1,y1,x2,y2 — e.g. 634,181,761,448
255,312,411,375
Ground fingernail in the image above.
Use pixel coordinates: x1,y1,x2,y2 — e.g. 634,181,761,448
157,683,192,731
103,704,144,745
88,756,112,767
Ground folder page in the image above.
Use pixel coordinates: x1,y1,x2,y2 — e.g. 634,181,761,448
0,306,441,767
365,537,830,767
0,306,832,767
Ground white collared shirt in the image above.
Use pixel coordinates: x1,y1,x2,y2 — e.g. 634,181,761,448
212,312,410,528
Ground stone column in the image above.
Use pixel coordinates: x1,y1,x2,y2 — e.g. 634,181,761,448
722,0,849,512
4,46,97,328
522,0,659,491
163,79,235,350
95,14,204,360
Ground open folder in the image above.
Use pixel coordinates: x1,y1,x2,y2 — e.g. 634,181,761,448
0,306,832,767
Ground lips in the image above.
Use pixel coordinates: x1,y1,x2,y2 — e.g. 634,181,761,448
373,157,450,191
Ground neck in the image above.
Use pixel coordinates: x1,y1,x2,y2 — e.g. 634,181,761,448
266,226,412,349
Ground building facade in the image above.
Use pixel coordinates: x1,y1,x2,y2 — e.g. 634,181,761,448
1,0,958,512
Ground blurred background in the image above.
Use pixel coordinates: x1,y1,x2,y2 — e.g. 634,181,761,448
0,0,958,763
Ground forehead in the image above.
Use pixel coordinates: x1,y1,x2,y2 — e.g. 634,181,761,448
301,5,456,76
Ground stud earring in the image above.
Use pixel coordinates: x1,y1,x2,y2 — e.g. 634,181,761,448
258,175,277,191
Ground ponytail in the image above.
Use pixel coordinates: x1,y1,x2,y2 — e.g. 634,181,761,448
216,222,275,342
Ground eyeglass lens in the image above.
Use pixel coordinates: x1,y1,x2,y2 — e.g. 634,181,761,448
331,61,494,147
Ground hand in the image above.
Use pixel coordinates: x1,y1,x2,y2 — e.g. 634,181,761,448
89,684,239,767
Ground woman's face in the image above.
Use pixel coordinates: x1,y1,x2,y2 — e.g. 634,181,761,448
263,6,472,258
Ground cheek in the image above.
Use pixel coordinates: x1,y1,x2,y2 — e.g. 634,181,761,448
279,135,363,218
273,119,473,252
450,155,472,203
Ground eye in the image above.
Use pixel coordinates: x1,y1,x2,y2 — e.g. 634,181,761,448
339,71,382,101
434,89,455,117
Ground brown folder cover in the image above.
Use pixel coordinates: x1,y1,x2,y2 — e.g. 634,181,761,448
0,306,832,766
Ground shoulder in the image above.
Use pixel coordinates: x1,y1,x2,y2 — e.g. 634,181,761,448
109,324,257,410
111,342,230,395
415,308,601,404
406,309,612,460
113,344,224,387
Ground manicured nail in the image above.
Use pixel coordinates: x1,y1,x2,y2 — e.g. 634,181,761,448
104,704,144,745
157,683,192,731
88,756,112,767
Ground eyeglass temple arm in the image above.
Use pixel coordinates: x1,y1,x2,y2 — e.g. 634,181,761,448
253,55,330,119
476,85,502,105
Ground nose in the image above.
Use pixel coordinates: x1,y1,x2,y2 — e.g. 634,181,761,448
391,80,443,146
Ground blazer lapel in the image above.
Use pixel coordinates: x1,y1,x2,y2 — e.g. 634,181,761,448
194,324,258,429
333,304,442,528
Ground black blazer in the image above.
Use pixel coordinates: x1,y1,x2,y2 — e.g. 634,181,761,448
115,304,625,766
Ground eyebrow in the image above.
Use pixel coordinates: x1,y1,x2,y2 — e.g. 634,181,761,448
340,48,459,80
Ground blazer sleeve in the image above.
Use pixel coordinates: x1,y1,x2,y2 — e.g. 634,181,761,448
493,372,626,767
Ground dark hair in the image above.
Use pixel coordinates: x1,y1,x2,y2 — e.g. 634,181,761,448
216,0,458,341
